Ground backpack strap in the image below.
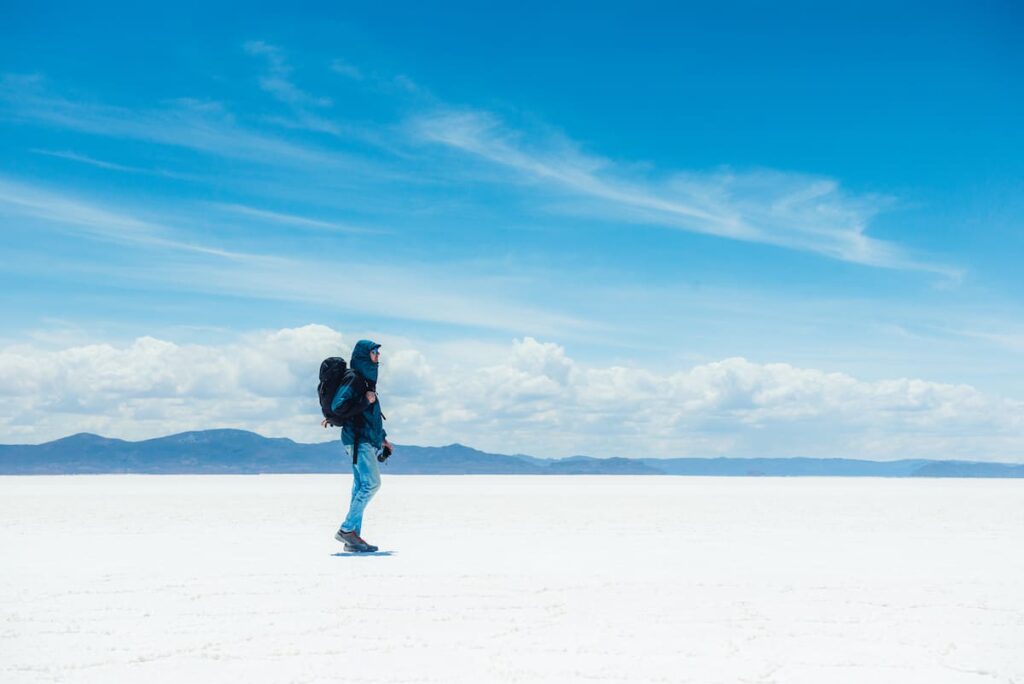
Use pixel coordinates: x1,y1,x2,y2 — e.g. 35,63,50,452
348,372,369,465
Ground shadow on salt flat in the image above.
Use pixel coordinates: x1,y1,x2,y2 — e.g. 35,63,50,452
331,551,396,558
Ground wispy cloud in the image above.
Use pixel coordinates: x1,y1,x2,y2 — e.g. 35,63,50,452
31,148,138,172
120,253,596,337
330,59,363,80
0,74,341,166
243,40,332,108
30,148,204,182
0,178,590,336
950,327,1024,353
0,177,271,261
243,41,349,136
0,57,963,281
412,109,959,277
210,202,379,234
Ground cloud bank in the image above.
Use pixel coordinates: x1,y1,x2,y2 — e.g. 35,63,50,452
2,325,1019,461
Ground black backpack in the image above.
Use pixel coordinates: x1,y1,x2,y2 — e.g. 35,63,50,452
317,357,367,427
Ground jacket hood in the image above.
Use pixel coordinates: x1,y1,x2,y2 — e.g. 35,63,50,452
350,339,380,384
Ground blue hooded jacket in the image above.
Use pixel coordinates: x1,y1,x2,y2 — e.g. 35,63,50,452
331,339,387,449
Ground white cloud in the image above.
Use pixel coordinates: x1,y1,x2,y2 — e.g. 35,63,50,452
4,70,955,281
0,177,592,337
242,41,352,138
411,109,959,278
243,41,332,108
951,327,1024,353
0,177,272,261
30,148,205,181
30,148,139,172
2,58,959,283
1,326,1020,462
330,59,363,80
209,202,375,234
0,73,339,166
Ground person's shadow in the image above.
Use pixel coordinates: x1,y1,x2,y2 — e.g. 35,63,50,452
331,551,396,557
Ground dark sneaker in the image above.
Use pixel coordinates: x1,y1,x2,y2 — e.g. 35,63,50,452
335,528,359,544
335,528,378,553
354,536,379,553
343,543,380,552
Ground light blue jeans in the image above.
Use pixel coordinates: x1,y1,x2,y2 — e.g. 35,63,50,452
340,442,382,535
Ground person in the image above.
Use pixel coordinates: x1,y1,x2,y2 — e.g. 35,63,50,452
330,339,393,553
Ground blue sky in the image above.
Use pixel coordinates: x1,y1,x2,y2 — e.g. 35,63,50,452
1,2,1022,457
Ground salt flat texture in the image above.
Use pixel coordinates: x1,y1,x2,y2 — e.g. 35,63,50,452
1,475,1022,683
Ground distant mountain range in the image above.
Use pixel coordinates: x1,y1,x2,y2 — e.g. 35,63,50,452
1,429,1022,477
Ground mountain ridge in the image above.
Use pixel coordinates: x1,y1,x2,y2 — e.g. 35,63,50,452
1,430,1022,477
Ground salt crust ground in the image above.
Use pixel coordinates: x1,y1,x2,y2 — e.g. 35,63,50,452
1,475,1022,683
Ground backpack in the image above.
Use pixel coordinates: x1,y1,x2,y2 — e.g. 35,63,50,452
317,357,367,427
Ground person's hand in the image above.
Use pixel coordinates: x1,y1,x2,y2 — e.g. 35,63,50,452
383,438,393,451
320,418,330,428
378,438,394,463
365,391,376,404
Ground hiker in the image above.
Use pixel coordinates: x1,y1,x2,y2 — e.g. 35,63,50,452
323,339,393,553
